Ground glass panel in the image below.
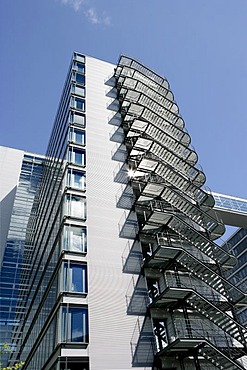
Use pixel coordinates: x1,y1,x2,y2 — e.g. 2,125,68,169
63,262,68,292
71,309,83,342
74,150,81,164
75,98,85,111
76,62,85,74
76,74,85,85
68,148,86,166
75,148,85,165
71,112,86,127
63,263,87,293
70,196,86,219
62,306,67,342
64,226,87,253
64,195,86,219
67,169,86,190
70,128,85,146
74,171,85,189
74,84,85,97
74,53,85,63
62,306,89,343
75,129,85,145
72,264,87,293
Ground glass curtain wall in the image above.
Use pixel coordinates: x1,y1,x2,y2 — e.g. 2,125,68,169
10,52,89,370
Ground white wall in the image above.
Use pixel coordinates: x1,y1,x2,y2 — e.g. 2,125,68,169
0,146,24,264
86,56,148,370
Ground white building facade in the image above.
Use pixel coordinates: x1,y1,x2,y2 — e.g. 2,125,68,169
1,53,247,370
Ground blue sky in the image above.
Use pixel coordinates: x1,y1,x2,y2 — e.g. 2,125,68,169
0,0,246,201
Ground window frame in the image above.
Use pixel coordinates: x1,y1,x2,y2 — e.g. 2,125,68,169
63,261,88,294
61,305,89,343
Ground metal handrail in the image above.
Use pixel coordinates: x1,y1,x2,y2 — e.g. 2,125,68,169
156,234,246,303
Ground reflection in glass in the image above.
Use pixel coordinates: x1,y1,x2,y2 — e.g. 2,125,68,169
70,112,86,127
65,195,86,219
73,84,85,97
68,147,86,166
67,169,86,190
75,98,85,111
69,128,85,146
63,226,87,253
62,306,89,343
75,74,85,85
63,263,88,293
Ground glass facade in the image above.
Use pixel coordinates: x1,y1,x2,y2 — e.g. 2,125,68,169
224,228,247,326
5,52,89,370
0,154,43,367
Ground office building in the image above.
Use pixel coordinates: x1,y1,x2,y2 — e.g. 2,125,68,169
224,228,247,326
0,147,44,366
1,52,247,370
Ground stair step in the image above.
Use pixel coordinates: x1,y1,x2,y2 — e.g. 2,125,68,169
199,345,245,370
186,292,246,346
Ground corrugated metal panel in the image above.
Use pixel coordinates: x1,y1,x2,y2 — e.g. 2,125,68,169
86,57,149,370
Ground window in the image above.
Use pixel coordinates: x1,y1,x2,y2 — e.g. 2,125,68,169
70,111,86,127
73,53,85,64
75,129,85,145
75,98,85,110
62,306,89,343
65,195,86,219
75,62,85,74
68,147,86,166
75,73,85,85
63,262,88,293
75,148,84,165
64,226,87,253
67,169,86,190
69,128,85,146
71,97,85,111
72,84,85,97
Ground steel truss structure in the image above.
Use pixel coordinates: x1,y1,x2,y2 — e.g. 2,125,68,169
108,56,247,370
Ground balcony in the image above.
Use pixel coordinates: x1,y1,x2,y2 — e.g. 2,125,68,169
122,239,142,274
130,316,156,367
125,275,149,315
118,210,139,239
148,271,247,346
154,318,246,370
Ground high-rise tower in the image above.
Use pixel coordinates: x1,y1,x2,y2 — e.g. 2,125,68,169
2,52,140,370
1,53,247,370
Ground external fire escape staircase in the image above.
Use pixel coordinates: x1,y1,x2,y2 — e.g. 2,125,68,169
107,55,247,370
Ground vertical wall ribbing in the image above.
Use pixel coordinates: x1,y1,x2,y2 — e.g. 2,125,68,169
86,56,148,370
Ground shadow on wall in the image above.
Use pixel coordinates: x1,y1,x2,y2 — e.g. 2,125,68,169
131,316,155,367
